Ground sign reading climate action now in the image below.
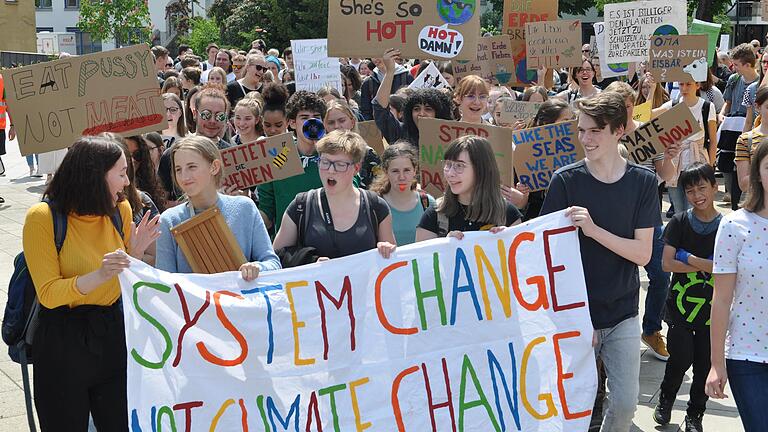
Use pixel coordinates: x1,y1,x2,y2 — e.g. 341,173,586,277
121,211,597,431
327,0,480,60
0,44,165,155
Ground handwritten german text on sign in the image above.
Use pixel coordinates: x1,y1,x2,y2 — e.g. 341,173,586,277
501,0,558,85
500,100,542,124
121,210,597,431
452,35,517,85
0,44,165,155
327,0,480,61
220,133,304,189
619,102,701,164
419,118,514,198
512,120,585,192
649,35,709,83
291,39,343,94
526,20,583,69
593,21,629,79
604,0,688,64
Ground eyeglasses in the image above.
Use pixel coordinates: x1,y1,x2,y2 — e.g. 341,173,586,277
442,160,469,174
463,94,489,102
318,158,354,172
577,68,595,73
166,107,180,114
253,65,266,72
199,110,228,122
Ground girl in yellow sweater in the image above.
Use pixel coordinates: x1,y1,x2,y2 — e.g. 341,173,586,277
22,136,159,431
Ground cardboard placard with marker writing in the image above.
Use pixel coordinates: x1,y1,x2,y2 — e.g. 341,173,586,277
648,35,709,83
327,0,480,61
0,44,165,155
525,20,583,69
512,120,585,192
619,102,701,165
500,100,542,124
220,133,304,190
418,118,514,198
357,120,387,156
452,35,516,85
501,0,559,85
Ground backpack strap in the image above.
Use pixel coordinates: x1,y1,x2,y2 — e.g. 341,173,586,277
418,190,430,210
293,191,310,246
702,100,712,148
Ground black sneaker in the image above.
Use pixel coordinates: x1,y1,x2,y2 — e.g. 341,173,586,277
653,395,673,425
685,413,704,432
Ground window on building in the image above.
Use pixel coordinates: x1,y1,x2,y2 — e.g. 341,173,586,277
35,0,52,8
64,0,79,8
66,27,102,55
36,27,54,33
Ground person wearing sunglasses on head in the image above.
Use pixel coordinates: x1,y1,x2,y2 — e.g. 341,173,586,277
227,54,267,108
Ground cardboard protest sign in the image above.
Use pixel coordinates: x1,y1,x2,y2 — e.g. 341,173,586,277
220,132,304,189
357,120,386,156
408,61,450,90
763,0,768,21
593,21,629,78
649,35,709,83
719,34,730,52
512,120,585,191
327,0,480,61
526,19,583,69
502,0,559,85
620,102,701,164
0,44,165,155
604,0,688,64
452,35,516,85
419,118,514,198
500,100,542,124
291,39,342,94
121,210,597,431
689,19,722,67
633,99,653,123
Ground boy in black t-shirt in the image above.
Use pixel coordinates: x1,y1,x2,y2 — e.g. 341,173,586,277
541,92,660,432
653,163,721,432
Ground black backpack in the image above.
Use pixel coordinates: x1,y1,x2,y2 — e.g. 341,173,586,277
1,200,123,432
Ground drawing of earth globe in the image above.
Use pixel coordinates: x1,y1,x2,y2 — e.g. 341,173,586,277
653,24,679,36
608,62,629,73
437,0,476,25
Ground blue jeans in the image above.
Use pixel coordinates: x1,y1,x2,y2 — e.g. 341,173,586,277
727,359,768,431
594,316,641,432
25,153,38,167
642,225,670,336
668,186,689,215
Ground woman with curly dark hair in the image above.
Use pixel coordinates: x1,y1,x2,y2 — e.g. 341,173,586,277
372,50,453,147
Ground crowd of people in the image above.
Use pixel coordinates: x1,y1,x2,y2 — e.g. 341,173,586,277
1,32,766,432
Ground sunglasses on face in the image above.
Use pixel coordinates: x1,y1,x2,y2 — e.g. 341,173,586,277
200,110,228,122
253,65,266,72
233,64,244,70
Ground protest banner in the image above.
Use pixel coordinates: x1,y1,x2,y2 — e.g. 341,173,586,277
500,100,542,124
357,120,387,156
220,132,304,190
619,102,701,164
633,99,652,123
291,39,343,94
121,210,597,431
452,35,516,85
689,19,722,67
502,0,558,85
719,34,730,52
0,44,165,156
649,35,709,83
418,118,514,197
604,0,688,64
327,0,480,61
512,120,585,192
409,61,451,90
593,22,628,79
525,20,583,69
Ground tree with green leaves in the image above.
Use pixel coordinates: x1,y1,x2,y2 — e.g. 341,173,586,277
180,17,221,56
77,0,152,45
209,0,327,51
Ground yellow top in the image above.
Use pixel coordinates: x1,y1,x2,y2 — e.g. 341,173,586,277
736,128,765,162
22,200,133,309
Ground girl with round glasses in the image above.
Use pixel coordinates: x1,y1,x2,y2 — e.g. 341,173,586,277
454,75,490,124
416,135,521,241
273,130,396,262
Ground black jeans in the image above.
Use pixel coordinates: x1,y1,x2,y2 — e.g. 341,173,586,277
660,323,711,417
33,303,128,431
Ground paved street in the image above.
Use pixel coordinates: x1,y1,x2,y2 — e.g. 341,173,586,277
0,129,745,430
